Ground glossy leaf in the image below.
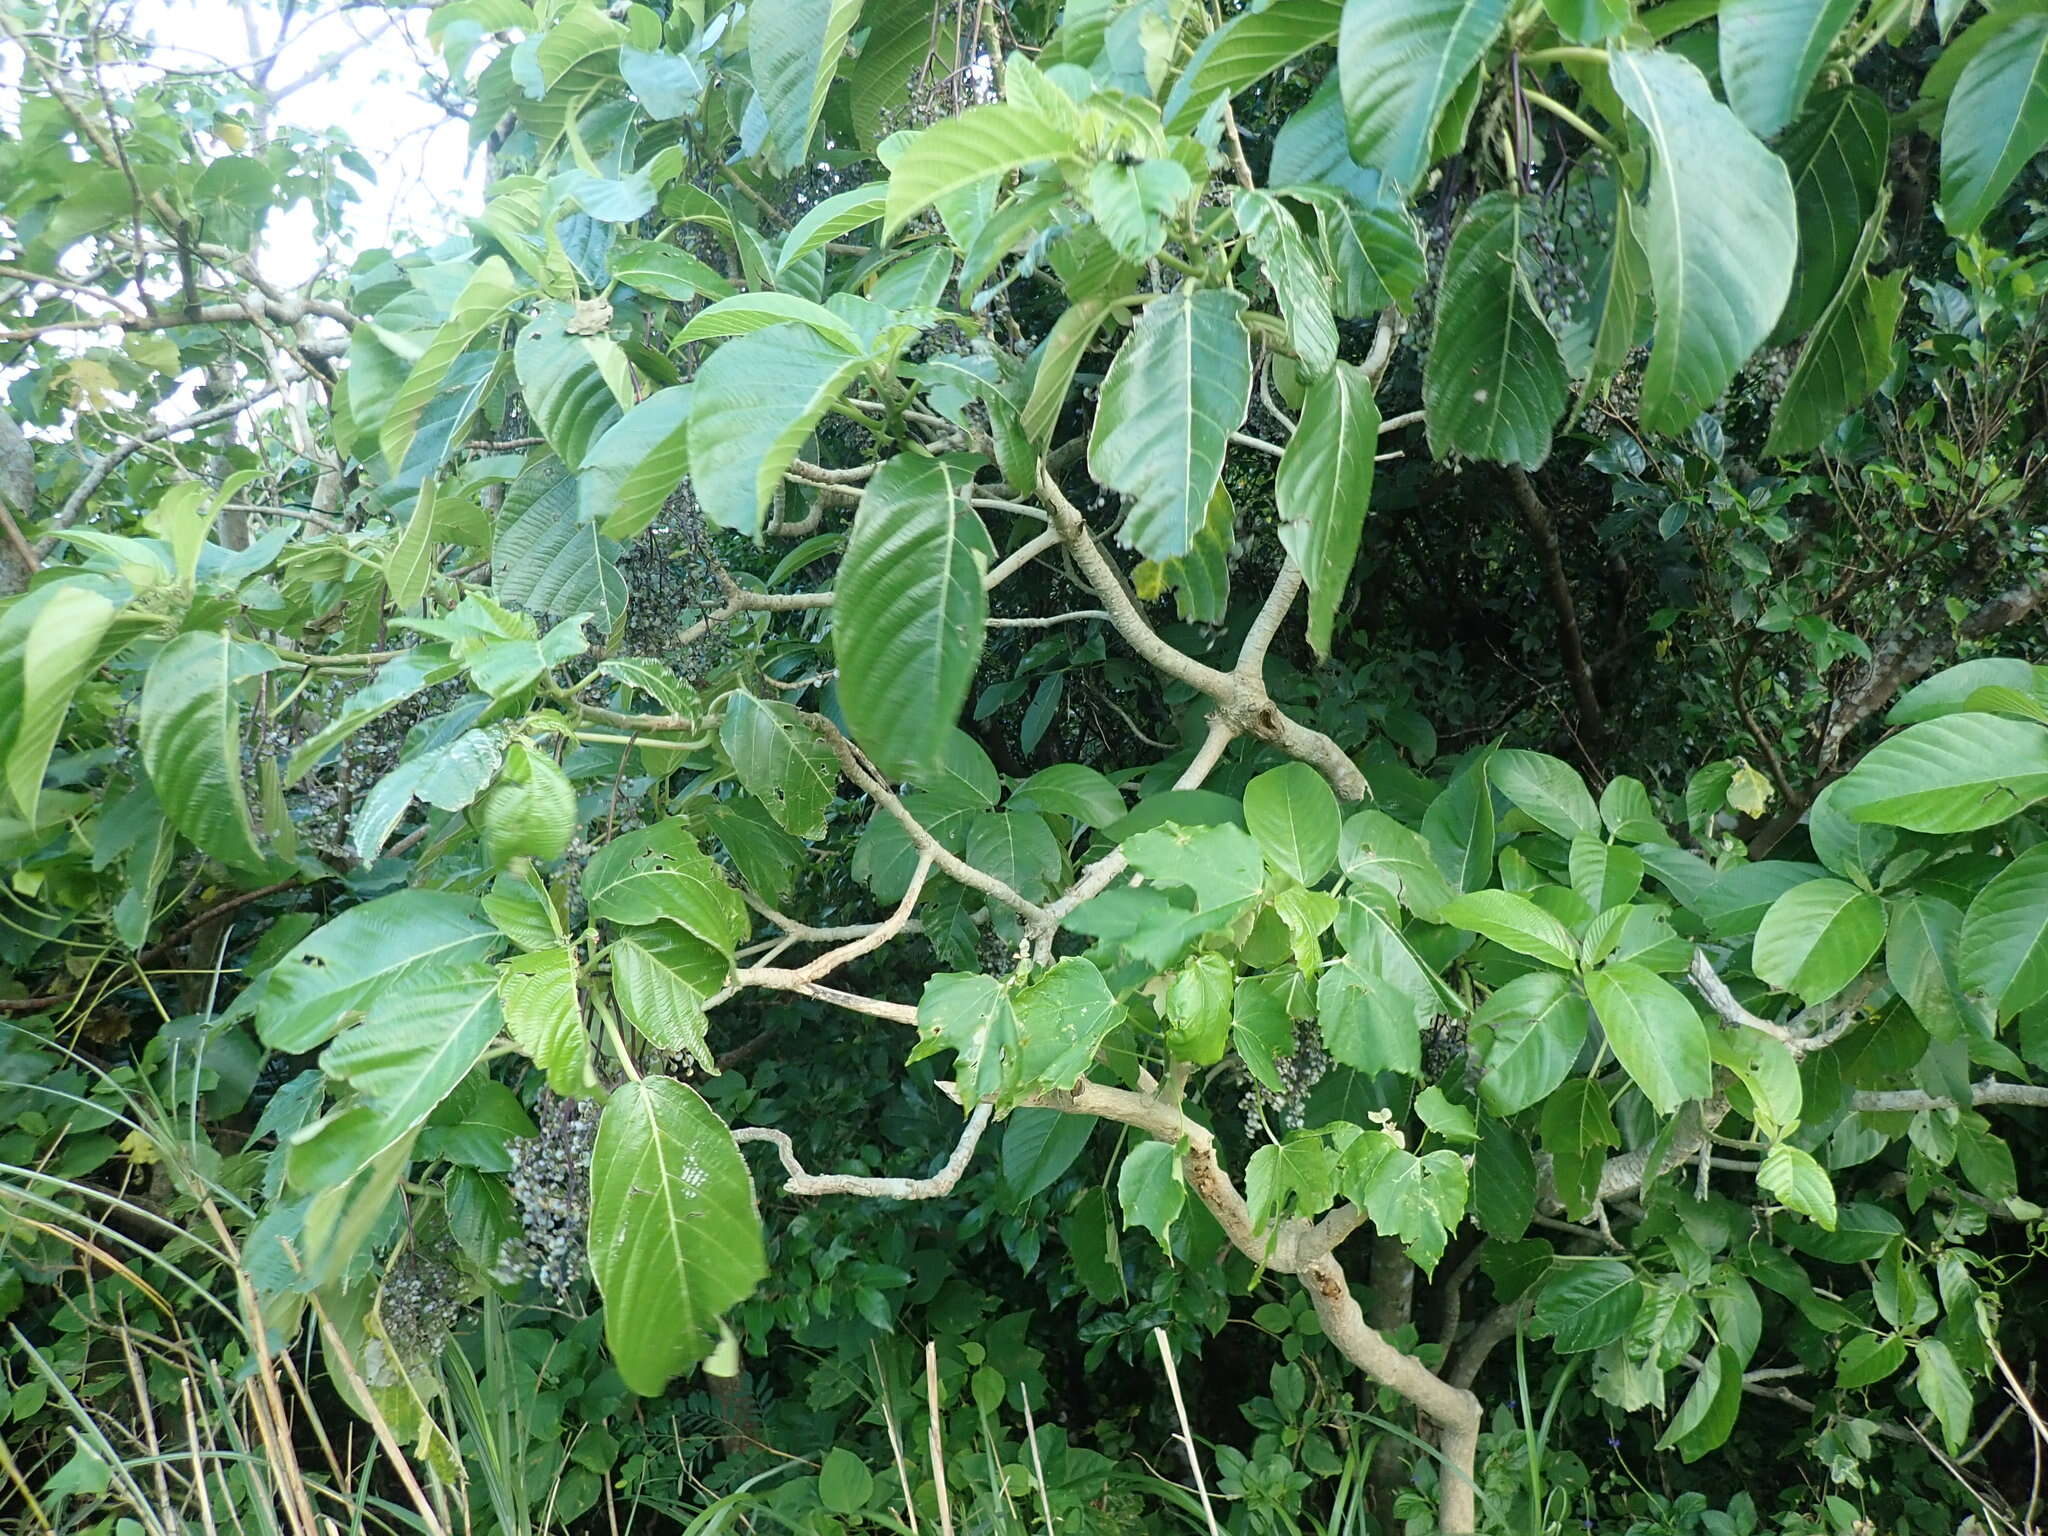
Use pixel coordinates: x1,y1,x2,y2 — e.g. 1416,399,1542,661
1585,961,1712,1114
1753,878,1886,1005
138,632,281,874
1959,843,2048,1017
1277,361,1378,655
590,1078,766,1394
1338,0,1513,192
881,104,1081,240
751,0,864,172
1471,972,1591,1115
1832,713,2048,831
1244,762,1342,886
1089,287,1252,562
1939,11,2048,235
1719,0,1861,139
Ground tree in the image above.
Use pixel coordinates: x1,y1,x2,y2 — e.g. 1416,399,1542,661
3,0,2046,1531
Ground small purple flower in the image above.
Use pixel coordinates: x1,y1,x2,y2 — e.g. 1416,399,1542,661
1607,1435,1621,1449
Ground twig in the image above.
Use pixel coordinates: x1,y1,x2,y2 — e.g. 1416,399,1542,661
1506,467,1604,743
1155,1328,1222,1536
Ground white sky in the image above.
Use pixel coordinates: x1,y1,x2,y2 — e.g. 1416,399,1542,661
128,0,481,281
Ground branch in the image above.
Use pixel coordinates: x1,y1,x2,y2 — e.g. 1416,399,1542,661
39,386,284,551
1819,571,2048,768
1853,1081,2048,1113
1035,468,1365,800
1507,467,1604,743
810,717,1051,925
1686,952,1861,1058
734,1101,994,1200
743,856,931,986
1010,1076,1483,1535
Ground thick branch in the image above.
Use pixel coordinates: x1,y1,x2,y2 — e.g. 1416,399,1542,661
735,1101,993,1199
1686,952,1862,1058
1853,1081,2048,1113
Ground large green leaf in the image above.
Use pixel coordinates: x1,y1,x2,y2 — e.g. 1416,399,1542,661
1423,193,1568,468
1442,890,1580,970
1753,878,1886,1005
1939,10,2048,235
1471,971,1591,1115
1758,1143,1837,1229
499,945,596,1095
751,0,864,172
610,935,715,1070
1088,287,1252,562
138,632,282,874
833,455,992,776
1719,0,1861,139
514,308,625,470
1960,844,2048,1017
1244,762,1342,887
1488,748,1599,840
685,325,871,537
779,183,889,270
1833,713,2048,831
1767,261,1904,457
1609,49,1798,433
379,257,518,474
1337,0,1512,192
719,692,837,840
6,584,119,823
320,966,504,1144
590,1078,765,1394
1163,0,1343,132
579,385,691,540
1773,87,1890,341
1885,893,1980,1040
1585,961,1712,1114
1234,189,1339,378
913,959,1120,1107
881,104,1082,240
1276,363,1377,658
495,459,627,627
256,890,500,1052
584,819,747,957
676,293,865,350
1530,1259,1642,1352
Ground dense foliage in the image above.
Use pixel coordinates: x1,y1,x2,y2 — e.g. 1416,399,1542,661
2,0,2046,1533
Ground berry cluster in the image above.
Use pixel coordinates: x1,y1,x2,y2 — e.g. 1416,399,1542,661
1238,1036,1332,1135
376,1243,467,1367
505,1090,601,1298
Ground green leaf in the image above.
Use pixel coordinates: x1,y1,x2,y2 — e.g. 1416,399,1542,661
1767,236,1904,456
1659,1342,1743,1459
913,959,1120,1107
1885,893,1979,1040
1443,889,1580,970
1806,778,1897,884
1773,87,1890,340
611,936,715,1071
320,967,504,1150
1117,1140,1187,1251
1163,0,1343,132
1244,762,1342,886
1531,1259,1642,1351
619,43,704,118
1423,192,1569,468
1000,1108,1095,1203
1088,287,1252,562
515,308,624,470
6,584,119,823
256,891,500,1053
1753,877,1886,1005
965,812,1064,904
817,1448,874,1515
380,256,518,474
1832,713,2048,831
138,632,281,873
1609,48,1798,433
1085,157,1194,265
1570,837,1644,912
499,945,596,1095
1836,1333,1908,1390
1598,776,1672,844
1277,361,1379,655
1960,843,2048,1017
1415,1084,1478,1142
833,455,993,777
675,292,865,351
495,460,627,628
584,820,747,959
1719,0,1861,139
1250,1133,1339,1228
720,692,837,840
579,386,692,539
1021,299,1114,447
1939,11,2048,235
1318,955,1424,1076
384,481,440,611
1350,1141,1466,1272
686,325,871,537
1235,189,1338,378
1542,0,1628,43
590,1078,766,1394
1488,748,1599,840
1541,1077,1618,1219
750,0,863,172
881,103,1081,240
1759,1143,1837,1228
610,238,737,301
779,183,889,269
1339,809,1455,923
1424,753,1495,892
1472,971,1591,1116
1585,961,1712,1114
1010,763,1126,829
1338,0,1512,192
